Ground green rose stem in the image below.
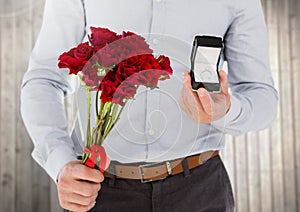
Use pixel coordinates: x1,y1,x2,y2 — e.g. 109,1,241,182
95,90,100,118
100,103,112,134
85,88,92,147
82,88,92,165
101,103,119,145
101,100,128,144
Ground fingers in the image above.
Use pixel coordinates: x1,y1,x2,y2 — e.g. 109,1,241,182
183,70,228,94
60,191,98,206
59,164,102,196
182,71,193,90
58,184,99,211
180,70,230,123
180,88,195,116
197,71,229,114
197,88,213,116
180,71,208,122
182,71,202,105
219,70,229,96
57,161,103,211
70,180,101,197
218,70,231,112
61,201,96,212
71,163,104,183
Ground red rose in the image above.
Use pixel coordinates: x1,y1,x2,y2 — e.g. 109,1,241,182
96,42,128,67
121,31,136,38
121,33,153,56
129,54,171,88
138,55,162,88
114,57,141,82
81,61,105,89
88,27,121,49
100,64,139,106
113,81,137,106
96,33,153,67
141,54,161,70
136,69,161,88
114,54,163,87
157,55,173,74
100,54,161,106
100,71,121,104
157,55,173,80
58,42,93,75
121,31,153,55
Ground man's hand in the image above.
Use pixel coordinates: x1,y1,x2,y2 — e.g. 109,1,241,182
179,70,231,123
57,160,106,212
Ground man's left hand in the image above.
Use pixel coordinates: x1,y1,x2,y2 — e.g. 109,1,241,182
179,70,231,124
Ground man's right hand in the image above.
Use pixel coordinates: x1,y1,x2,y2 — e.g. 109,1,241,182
57,160,104,212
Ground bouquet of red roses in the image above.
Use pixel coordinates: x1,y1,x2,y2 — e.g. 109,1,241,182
58,27,173,172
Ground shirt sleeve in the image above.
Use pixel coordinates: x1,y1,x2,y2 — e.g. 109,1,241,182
20,0,86,182
212,0,278,135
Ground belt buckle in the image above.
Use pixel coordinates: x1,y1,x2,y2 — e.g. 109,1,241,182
138,161,172,183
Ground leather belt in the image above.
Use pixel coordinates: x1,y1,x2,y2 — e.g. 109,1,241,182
104,151,219,183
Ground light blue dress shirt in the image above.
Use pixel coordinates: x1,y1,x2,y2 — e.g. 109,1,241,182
21,0,278,182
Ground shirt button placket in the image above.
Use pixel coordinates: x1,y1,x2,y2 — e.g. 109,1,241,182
144,0,166,160
150,0,165,47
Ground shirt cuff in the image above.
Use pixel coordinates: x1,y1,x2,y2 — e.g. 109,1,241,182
44,145,77,183
212,95,242,132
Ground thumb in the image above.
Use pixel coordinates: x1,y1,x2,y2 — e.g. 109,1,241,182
219,70,229,95
183,71,193,90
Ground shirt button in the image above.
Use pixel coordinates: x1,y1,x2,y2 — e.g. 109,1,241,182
153,38,159,45
148,129,155,136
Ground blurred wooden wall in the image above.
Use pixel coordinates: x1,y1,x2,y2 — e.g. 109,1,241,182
0,0,61,211
0,0,299,211
222,0,300,211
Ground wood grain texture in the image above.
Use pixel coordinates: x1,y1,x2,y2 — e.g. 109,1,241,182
258,0,273,208
247,132,261,212
267,0,285,211
0,0,299,211
278,0,297,210
0,0,16,211
259,129,272,212
15,0,34,208
0,0,62,211
290,0,300,211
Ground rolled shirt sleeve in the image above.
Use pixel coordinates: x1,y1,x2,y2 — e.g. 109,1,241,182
212,0,278,135
20,0,86,182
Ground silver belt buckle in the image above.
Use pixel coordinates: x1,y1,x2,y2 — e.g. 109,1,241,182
138,161,172,183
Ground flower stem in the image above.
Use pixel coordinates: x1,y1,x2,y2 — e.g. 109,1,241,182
97,102,112,145
102,102,127,141
85,88,91,147
95,90,99,120
102,104,118,143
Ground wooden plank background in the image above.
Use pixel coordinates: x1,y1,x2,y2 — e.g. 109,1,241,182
0,0,299,211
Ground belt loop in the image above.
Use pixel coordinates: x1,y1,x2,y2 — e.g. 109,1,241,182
182,158,190,178
107,163,116,187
